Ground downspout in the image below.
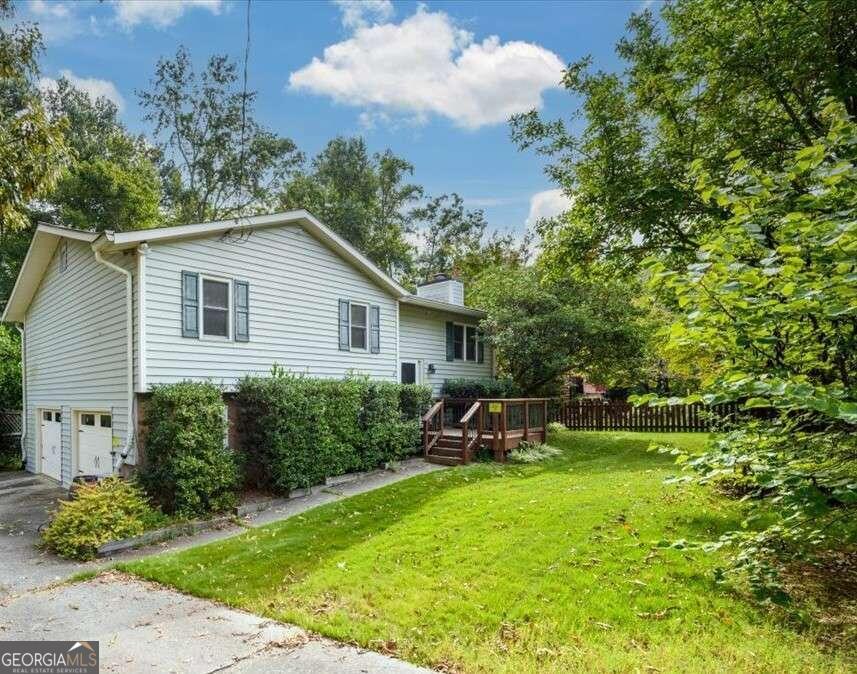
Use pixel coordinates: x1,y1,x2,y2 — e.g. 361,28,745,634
92,236,134,471
16,324,26,464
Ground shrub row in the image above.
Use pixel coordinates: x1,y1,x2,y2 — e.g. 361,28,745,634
441,377,521,399
237,372,432,494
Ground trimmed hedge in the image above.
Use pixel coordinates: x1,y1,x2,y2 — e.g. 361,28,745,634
237,373,432,494
138,381,240,517
441,377,521,399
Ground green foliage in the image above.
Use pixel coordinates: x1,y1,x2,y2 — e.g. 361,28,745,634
512,0,857,277
0,324,20,409
237,371,429,493
507,441,562,464
398,383,433,419
138,382,239,517
140,46,302,224
471,266,649,394
0,2,69,235
42,477,165,560
42,77,161,231
641,104,857,600
280,138,421,276
441,377,521,399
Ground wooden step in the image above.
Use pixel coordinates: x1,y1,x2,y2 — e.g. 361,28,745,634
426,453,463,466
430,446,463,458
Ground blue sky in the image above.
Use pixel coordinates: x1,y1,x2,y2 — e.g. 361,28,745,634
21,0,654,235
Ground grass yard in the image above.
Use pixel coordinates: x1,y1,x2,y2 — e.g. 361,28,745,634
122,430,852,673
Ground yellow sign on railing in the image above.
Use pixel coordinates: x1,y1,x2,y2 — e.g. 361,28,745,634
488,402,502,414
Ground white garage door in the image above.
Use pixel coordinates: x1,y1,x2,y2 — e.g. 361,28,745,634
39,410,62,481
77,412,113,477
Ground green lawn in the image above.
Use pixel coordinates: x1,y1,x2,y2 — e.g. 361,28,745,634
122,431,851,673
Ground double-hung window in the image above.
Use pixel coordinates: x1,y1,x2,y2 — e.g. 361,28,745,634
350,303,368,350
453,324,465,360
202,278,230,338
466,326,478,362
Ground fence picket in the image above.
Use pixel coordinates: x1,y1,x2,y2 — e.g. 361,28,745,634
551,399,736,432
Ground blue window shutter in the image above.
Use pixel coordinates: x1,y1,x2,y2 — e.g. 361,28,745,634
477,329,485,363
445,321,455,362
370,305,380,354
234,280,249,342
181,271,199,338
339,299,350,350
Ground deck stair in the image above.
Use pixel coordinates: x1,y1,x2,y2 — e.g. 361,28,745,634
425,433,466,465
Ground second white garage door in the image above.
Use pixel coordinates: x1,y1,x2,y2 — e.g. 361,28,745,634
77,412,113,477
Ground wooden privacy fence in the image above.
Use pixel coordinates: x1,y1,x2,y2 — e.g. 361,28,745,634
549,399,741,432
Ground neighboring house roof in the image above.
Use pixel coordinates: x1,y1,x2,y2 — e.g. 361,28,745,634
2,210,486,323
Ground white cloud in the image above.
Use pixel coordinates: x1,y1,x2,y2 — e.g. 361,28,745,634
29,0,72,18
112,0,223,30
333,0,393,29
289,5,564,129
39,70,126,112
526,188,572,226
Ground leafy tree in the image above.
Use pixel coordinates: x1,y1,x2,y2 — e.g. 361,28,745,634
411,193,486,282
280,137,420,275
0,324,21,409
512,0,857,276
139,46,302,224
642,103,857,599
0,0,68,236
42,77,161,231
471,267,648,394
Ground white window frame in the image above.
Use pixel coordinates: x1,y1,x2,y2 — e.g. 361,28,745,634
400,360,420,385
452,322,481,362
199,274,232,341
465,325,479,362
350,301,369,351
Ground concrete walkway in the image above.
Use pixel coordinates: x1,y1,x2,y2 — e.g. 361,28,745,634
0,459,444,673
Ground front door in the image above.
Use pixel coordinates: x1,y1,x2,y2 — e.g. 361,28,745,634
77,412,113,477
39,410,62,481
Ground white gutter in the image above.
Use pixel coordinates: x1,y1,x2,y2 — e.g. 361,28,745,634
16,324,26,463
92,238,134,469
136,243,148,393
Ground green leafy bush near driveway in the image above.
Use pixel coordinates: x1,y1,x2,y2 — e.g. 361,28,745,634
138,381,240,517
42,477,165,560
236,371,430,493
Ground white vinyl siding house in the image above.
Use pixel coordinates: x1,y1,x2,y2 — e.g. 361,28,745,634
143,224,398,387
19,237,132,483
4,211,490,485
399,302,493,395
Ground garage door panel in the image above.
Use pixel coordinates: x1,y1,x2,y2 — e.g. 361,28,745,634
77,412,113,477
39,410,62,481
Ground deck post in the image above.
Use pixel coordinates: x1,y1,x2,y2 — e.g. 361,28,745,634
499,401,508,462
542,399,548,442
477,402,483,454
523,401,529,441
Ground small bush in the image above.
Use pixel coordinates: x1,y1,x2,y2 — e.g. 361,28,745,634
237,371,430,494
42,477,164,560
442,377,521,399
138,381,240,517
508,442,562,464
546,421,567,434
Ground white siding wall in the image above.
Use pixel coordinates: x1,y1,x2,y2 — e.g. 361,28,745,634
398,303,493,396
23,239,132,484
144,224,398,386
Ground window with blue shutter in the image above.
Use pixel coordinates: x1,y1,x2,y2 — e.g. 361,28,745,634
234,280,249,342
181,271,199,338
370,305,380,353
339,299,350,350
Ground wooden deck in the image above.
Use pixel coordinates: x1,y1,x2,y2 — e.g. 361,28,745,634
421,398,549,465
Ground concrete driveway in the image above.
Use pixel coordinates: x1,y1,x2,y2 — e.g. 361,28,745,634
0,472,96,595
0,464,440,673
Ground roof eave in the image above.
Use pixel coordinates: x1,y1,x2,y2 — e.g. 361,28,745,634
399,295,486,318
